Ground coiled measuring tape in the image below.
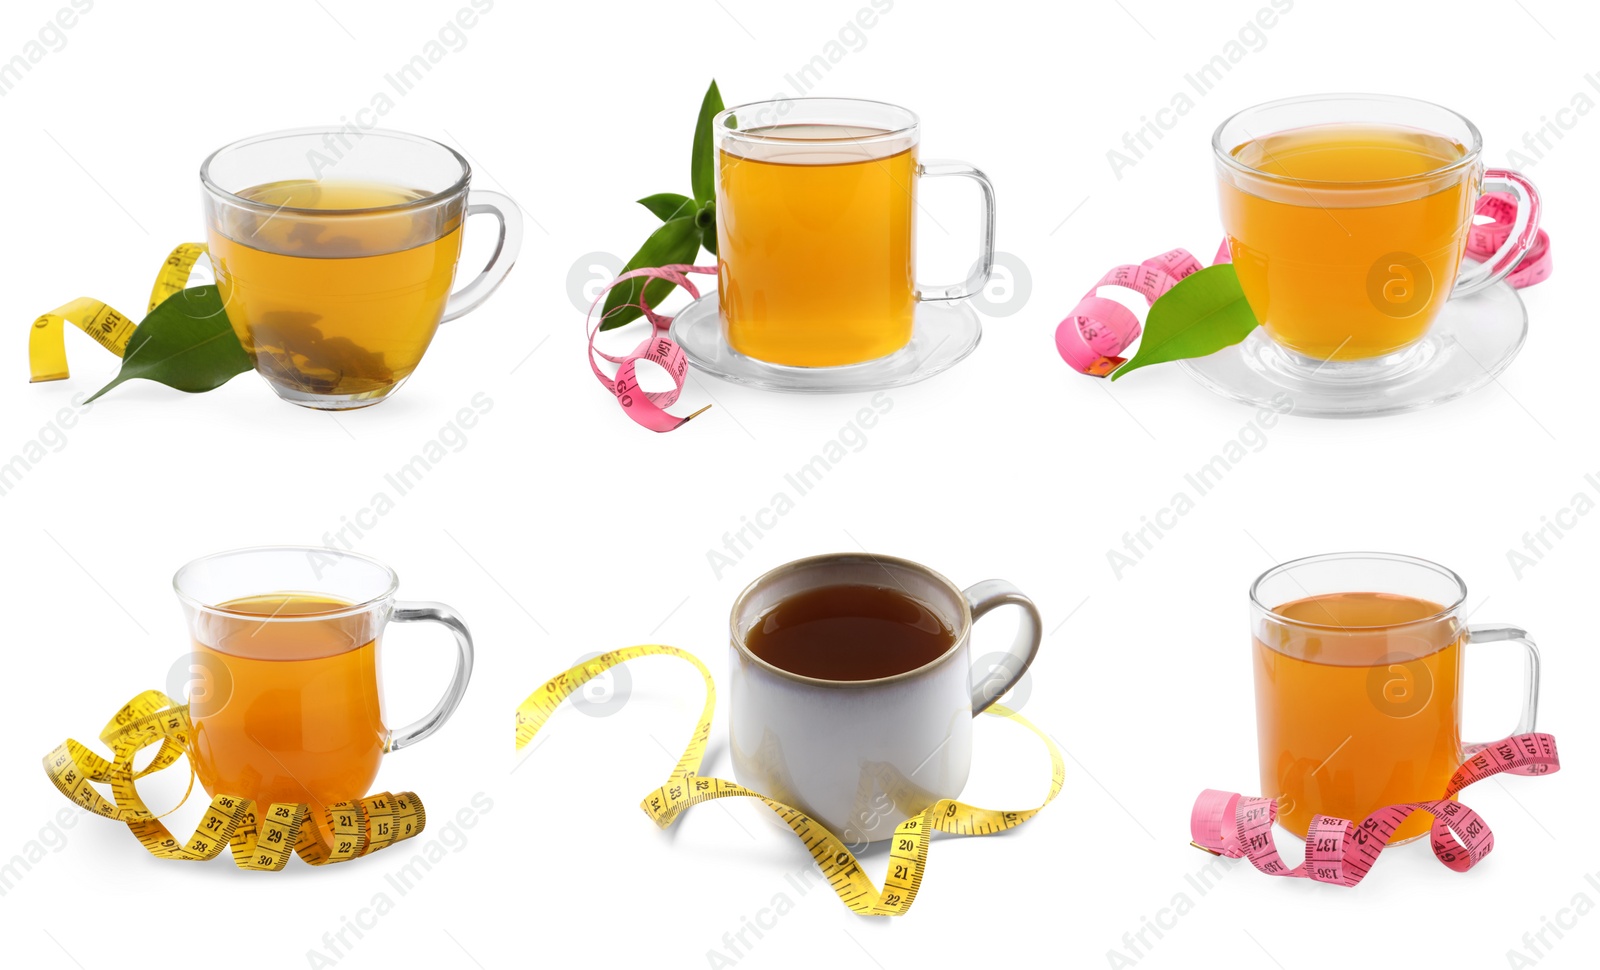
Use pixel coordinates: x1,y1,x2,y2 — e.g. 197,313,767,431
43,689,425,870
516,644,1064,916
28,242,206,383
1191,733,1560,885
586,266,716,432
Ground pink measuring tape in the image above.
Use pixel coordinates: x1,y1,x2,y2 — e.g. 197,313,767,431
1472,192,1552,289
587,265,718,433
1056,193,1555,376
1191,733,1559,885
1055,243,1231,376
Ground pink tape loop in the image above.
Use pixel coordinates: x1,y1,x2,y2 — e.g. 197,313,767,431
1190,732,1559,887
586,265,718,433
1470,190,1553,288
1055,246,1220,377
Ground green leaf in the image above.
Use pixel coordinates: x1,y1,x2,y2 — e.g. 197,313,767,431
638,192,696,223
599,217,703,330
86,285,253,401
690,80,724,205
1111,264,1259,380
697,199,718,257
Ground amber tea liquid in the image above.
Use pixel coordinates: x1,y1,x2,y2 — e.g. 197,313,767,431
1219,124,1476,361
188,593,387,813
745,584,954,681
207,180,464,397
717,125,916,367
1253,591,1462,842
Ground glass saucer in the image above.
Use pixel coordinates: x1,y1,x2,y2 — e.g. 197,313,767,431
1180,281,1528,418
668,292,982,393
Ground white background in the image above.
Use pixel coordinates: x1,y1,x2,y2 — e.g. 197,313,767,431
0,0,1593,967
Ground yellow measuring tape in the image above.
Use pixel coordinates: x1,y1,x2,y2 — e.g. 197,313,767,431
43,689,425,869
29,242,206,382
516,644,1064,916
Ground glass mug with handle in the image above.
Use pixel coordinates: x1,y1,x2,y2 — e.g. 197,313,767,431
715,98,996,368
1215,94,1542,367
728,553,1041,844
1251,552,1539,843
202,128,522,409
174,546,474,822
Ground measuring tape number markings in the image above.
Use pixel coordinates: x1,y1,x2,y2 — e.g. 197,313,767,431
516,644,1065,916
43,689,425,870
1192,734,1560,885
29,243,207,383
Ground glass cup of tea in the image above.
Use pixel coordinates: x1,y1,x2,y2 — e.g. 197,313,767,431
174,546,474,816
1214,94,1541,371
1251,552,1540,843
201,128,523,409
728,553,1042,843
714,98,996,368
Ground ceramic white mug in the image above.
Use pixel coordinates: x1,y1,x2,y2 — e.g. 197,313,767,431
728,553,1042,844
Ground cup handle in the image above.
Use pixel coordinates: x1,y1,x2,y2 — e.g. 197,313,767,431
441,189,524,322
914,160,996,302
387,601,476,752
963,580,1042,715
1465,624,1540,743
1451,169,1542,300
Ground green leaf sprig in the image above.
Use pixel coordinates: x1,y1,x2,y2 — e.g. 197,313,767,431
1110,264,1259,379
600,80,724,330
87,285,253,401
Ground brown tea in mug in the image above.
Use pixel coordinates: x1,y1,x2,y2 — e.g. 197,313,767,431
207,179,464,397
717,127,917,367
745,584,955,680
188,592,387,814
1253,591,1462,841
1219,124,1474,360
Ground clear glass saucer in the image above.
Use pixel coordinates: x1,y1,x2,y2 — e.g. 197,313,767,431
1180,281,1528,418
668,292,982,393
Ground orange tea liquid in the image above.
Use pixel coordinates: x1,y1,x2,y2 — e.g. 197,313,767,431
207,180,463,397
1253,591,1462,842
717,126,916,367
188,593,386,815
1219,124,1476,360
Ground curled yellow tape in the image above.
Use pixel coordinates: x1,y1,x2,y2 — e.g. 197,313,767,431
516,645,1064,916
28,242,206,382
43,689,425,870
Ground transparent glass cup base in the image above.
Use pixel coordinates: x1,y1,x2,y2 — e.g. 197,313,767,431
1181,278,1527,418
670,291,982,393
268,375,415,411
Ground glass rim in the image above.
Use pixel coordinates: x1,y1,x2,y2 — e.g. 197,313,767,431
728,551,968,689
199,126,471,216
714,97,920,147
173,544,400,623
1212,92,1485,188
1248,550,1468,631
